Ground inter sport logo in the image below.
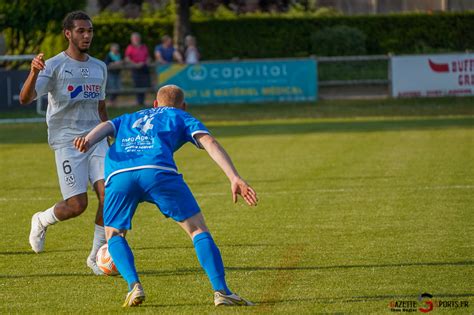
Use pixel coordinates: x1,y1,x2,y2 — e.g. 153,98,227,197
67,85,83,98
67,84,101,99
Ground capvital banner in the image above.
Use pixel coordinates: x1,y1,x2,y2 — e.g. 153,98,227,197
391,54,474,97
158,59,317,104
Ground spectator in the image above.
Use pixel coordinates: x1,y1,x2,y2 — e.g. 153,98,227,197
184,35,200,64
104,43,122,107
154,35,183,64
125,32,151,107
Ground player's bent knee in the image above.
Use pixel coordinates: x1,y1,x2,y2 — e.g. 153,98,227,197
70,204,87,217
105,227,126,240
65,196,88,217
177,213,210,239
190,228,209,239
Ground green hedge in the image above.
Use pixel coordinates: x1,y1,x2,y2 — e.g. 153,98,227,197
189,13,474,59
311,25,367,56
42,12,474,60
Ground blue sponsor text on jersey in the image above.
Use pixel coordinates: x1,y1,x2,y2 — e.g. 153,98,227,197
67,84,101,99
121,134,155,153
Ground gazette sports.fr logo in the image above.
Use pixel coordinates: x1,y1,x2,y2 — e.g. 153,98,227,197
67,84,101,99
388,293,470,313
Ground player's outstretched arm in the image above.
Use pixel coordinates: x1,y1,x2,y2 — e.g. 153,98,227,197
19,53,45,105
74,122,114,153
196,134,258,206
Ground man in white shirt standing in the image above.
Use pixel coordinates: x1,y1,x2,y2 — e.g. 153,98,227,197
19,11,108,275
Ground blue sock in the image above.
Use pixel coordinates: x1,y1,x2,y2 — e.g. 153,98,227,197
108,235,139,291
193,232,231,295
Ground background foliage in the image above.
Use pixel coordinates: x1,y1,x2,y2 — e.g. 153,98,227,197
3,7,473,60
89,12,474,60
0,0,86,57
311,25,367,56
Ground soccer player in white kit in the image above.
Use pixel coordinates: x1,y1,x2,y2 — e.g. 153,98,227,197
19,11,109,275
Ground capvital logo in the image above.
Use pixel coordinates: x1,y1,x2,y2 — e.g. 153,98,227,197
187,64,289,81
67,84,101,99
187,65,207,81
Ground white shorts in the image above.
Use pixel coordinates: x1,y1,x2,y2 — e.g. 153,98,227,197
54,139,108,200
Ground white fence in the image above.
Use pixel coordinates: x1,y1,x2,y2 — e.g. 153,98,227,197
1,52,472,116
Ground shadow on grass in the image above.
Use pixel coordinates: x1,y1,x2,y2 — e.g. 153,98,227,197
225,260,474,272
210,117,474,138
139,260,474,278
0,272,95,279
99,293,474,309
0,248,87,255
134,243,275,252
141,302,210,308
1,260,472,279
0,243,274,257
0,251,36,255
0,117,473,144
320,175,398,181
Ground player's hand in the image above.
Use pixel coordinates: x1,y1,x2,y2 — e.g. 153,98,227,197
74,136,90,153
231,177,258,206
107,136,114,146
31,53,45,74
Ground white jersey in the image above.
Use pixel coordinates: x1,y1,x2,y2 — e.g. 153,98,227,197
35,52,107,150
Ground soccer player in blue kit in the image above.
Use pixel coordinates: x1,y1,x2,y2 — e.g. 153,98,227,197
74,85,258,307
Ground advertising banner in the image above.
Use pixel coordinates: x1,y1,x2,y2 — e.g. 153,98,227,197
0,70,29,110
391,53,474,97
158,59,317,104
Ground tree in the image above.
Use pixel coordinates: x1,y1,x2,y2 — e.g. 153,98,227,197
0,0,86,64
174,0,191,53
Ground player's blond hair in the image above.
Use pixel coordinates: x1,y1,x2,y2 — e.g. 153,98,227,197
156,85,185,108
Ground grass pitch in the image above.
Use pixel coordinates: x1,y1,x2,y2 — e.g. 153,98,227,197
0,98,473,314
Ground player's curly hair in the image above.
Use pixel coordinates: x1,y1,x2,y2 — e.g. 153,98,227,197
62,11,91,31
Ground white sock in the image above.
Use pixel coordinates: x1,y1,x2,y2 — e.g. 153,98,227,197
38,205,59,227
88,224,106,261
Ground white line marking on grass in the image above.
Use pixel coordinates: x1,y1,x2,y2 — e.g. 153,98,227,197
417,185,474,190
193,185,474,197
1,185,472,201
0,118,45,124
196,188,350,197
0,197,54,201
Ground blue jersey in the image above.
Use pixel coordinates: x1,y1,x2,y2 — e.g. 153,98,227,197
155,45,175,63
104,106,209,185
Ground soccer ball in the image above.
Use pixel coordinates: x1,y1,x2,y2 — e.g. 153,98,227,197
96,243,119,276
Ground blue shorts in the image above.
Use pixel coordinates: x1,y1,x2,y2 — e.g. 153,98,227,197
103,168,201,230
